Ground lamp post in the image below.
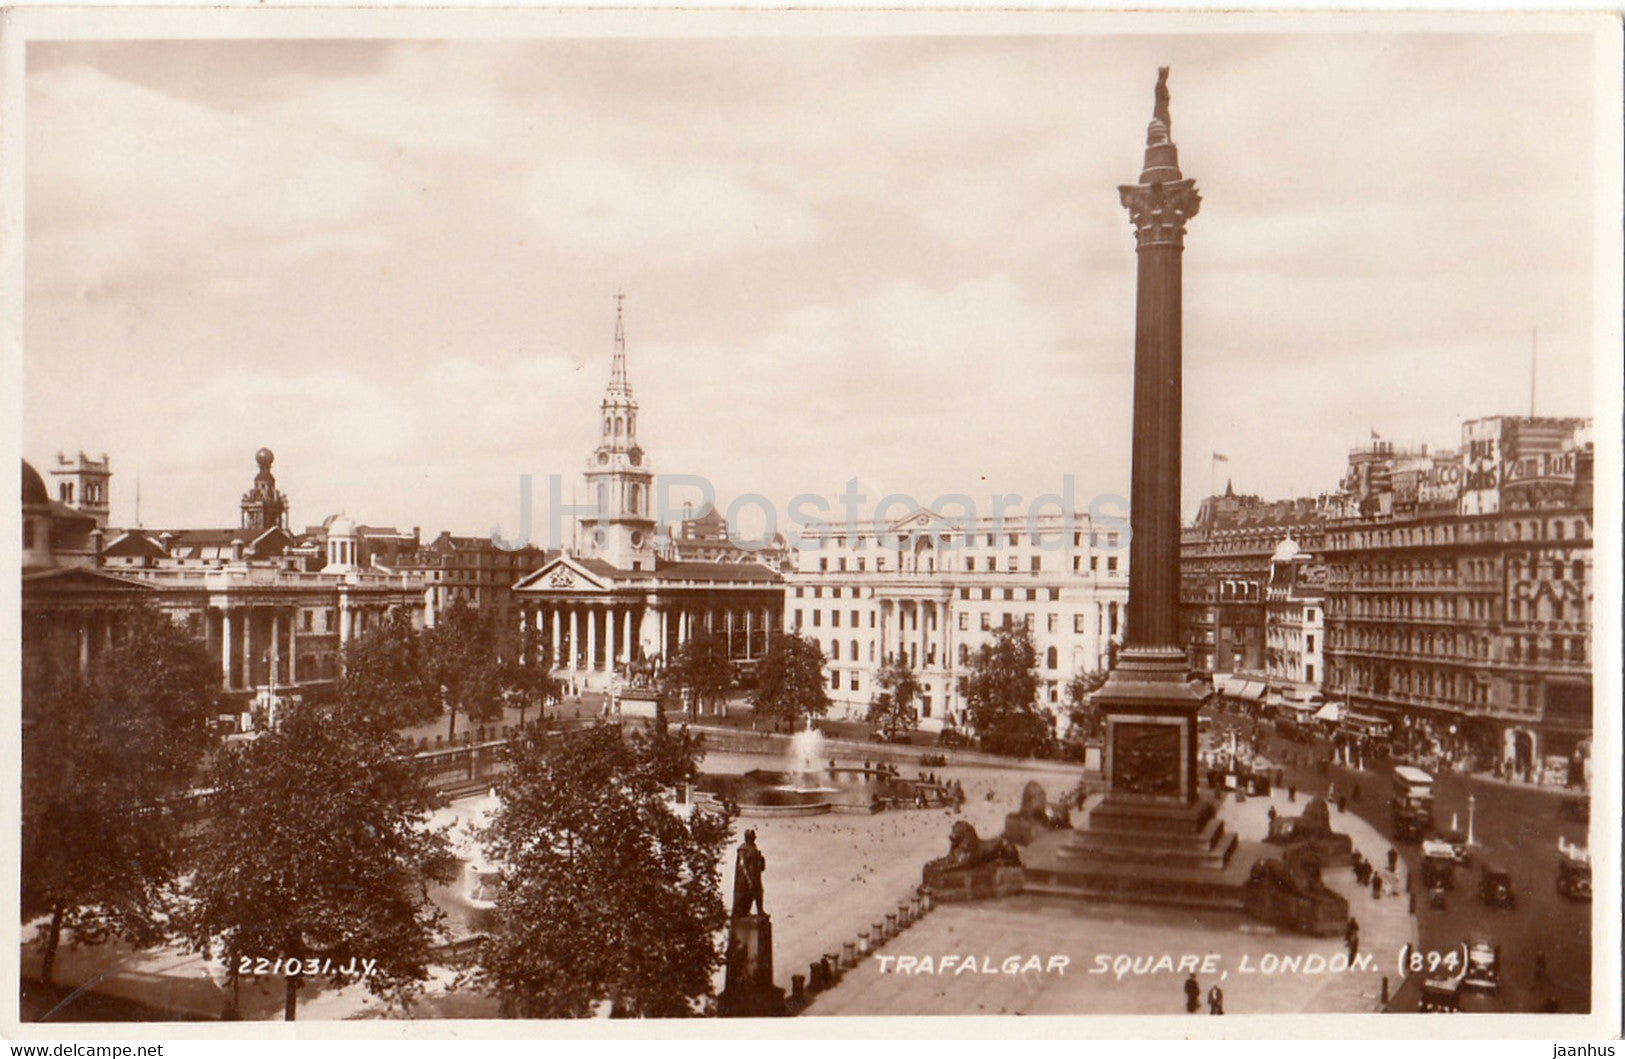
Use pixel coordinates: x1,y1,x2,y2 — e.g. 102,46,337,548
1466,792,1477,847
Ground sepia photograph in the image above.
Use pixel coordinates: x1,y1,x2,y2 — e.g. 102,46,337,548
4,7,1620,1040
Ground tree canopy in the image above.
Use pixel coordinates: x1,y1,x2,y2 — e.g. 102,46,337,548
183,701,456,1020
867,657,920,741
334,609,440,729
478,724,733,1018
425,601,505,740
1064,669,1111,741
959,623,1055,758
748,634,831,729
664,629,735,717
21,607,218,985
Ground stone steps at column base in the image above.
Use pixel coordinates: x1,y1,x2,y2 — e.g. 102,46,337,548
1065,813,1233,853
1021,869,1248,913
1053,830,1239,871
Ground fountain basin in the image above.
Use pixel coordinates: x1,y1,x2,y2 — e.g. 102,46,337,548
696,767,955,818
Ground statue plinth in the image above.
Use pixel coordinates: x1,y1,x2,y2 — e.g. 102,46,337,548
718,914,786,1018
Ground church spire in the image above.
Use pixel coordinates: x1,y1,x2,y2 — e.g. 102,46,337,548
608,290,633,400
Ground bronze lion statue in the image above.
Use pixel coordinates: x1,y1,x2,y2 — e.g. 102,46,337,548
928,820,1021,873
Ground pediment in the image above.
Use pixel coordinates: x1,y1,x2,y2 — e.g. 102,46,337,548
885,507,958,537
514,555,612,594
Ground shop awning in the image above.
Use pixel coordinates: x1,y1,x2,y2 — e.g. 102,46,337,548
1313,701,1344,723
1277,699,1317,715
1235,681,1267,701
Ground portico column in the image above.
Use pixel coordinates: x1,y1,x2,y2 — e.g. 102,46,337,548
745,609,753,659
269,609,282,686
605,605,617,674
551,606,562,668
242,606,254,688
289,608,299,685
623,606,635,663
221,608,235,688
569,609,580,670
762,606,771,650
586,606,598,672
726,609,735,659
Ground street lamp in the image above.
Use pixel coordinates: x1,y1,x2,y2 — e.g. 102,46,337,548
1466,792,1477,847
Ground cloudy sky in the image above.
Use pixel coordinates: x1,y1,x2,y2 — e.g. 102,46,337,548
21,23,1607,542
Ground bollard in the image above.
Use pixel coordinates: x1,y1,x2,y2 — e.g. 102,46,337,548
857,931,870,956
874,919,887,943
791,974,806,1002
825,953,841,982
1380,976,1390,1006
809,962,825,992
921,887,935,912
899,901,912,927
910,895,923,920
843,941,857,968
885,913,898,938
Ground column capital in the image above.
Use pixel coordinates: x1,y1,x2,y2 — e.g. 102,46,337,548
1118,179,1201,249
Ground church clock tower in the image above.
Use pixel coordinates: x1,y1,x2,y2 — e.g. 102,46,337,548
579,293,658,571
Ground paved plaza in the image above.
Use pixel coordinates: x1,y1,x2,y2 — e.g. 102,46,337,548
806,785,1415,1017
21,740,1415,1021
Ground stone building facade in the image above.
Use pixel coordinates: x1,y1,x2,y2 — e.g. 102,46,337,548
784,510,1129,732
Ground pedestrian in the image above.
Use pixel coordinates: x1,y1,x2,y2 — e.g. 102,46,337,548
1267,805,1278,825
1207,984,1224,1015
1184,973,1201,1014
1346,929,1359,961
1288,785,1297,803
1371,874,1382,900
1387,848,1399,873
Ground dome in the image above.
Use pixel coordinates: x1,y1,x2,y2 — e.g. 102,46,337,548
1271,535,1301,563
21,460,47,506
327,513,357,538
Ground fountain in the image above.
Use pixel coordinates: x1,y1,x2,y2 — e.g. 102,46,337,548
789,727,825,779
696,725,954,817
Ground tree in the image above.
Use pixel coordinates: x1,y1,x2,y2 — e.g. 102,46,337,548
749,634,831,730
867,658,920,742
425,601,503,740
21,608,217,985
495,621,559,728
1064,669,1111,741
184,700,455,1020
959,623,1055,758
664,629,735,718
335,609,440,729
478,724,734,1018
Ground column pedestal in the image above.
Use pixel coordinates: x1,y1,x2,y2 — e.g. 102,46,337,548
718,914,787,1018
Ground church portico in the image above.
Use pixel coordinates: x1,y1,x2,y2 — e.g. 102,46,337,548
511,297,785,697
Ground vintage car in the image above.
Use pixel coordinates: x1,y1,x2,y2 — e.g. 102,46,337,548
1461,941,1500,993
1421,841,1457,890
1479,864,1516,909
1557,846,1592,901
1434,829,1471,866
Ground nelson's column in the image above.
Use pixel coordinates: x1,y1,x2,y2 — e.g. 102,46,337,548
1049,69,1245,904
1094,66,1209,802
